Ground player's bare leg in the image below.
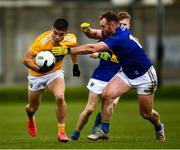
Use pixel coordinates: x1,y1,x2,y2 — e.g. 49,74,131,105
48,77,68,142
102,75,131,124
112,97,119,110
92,97,119,134
138,94,165,141
76,92,99,131
26,90,43,137
88,75,131,141
71,91,100,140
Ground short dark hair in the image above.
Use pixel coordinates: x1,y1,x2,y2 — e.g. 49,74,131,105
53,18,69,31
99,10,119,23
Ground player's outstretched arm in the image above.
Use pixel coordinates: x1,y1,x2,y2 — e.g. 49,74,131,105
71,42,109,55
80,22,103,39
61,33,80,77
71,54,80,77
89,52,99,59
51,42,109,56
23,49,54,73
90,52,111,61
23,49,39,72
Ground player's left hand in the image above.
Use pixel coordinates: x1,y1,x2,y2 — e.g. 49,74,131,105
51,45,71,56
73,64,80,77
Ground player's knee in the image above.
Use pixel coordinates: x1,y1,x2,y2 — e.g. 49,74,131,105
86,106,95,114
102,91,112,100
29,106,38,113
26,104,38,112
55,93,64,104
86,107,94,114
140,112,152,120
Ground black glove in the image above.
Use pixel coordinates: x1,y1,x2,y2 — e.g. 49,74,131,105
55,55,65,62
73,64,80,77
39,60,55,73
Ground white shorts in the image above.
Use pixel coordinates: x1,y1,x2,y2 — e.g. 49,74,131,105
116,66,158,95
28,70,64,91
87,78,108,94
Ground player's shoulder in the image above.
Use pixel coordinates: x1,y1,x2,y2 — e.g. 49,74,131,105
65,33,77,39
115,27,130,41
63,33,77,42
36,31,51,39
134,36,139,42
61,32,77,47
116,27,129,35
35,31,51,45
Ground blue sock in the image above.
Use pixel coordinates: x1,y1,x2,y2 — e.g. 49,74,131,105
101,122,109,134
71,130,80,140
155,122,163,131
94,112,102,127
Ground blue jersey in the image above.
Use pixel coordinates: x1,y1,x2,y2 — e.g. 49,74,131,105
103,27,152,79
91,50,121,82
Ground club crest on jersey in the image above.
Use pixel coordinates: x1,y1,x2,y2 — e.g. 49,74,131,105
120,25,126,31
90,82,95,87
29,83,33,88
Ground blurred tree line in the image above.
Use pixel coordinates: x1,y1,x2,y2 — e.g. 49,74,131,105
0,0,179,86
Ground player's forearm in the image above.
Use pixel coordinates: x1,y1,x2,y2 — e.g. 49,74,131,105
51,42,108,56
23,57,39,72
89,52,99,59
70,42,109,55
70,54,78,64
71,44,99,55
84,28,102,39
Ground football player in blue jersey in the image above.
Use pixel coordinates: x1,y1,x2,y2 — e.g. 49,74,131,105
51,11,165,142
70,12,130,141
87,11,132,135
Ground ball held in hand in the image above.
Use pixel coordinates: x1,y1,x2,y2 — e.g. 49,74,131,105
35,51,56,67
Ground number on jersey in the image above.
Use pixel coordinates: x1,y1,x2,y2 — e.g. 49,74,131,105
129,34,142,48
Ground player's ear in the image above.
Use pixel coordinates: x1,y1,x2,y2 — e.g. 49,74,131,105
64,30,68,35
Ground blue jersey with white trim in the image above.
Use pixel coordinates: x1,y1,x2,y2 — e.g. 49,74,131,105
103,27,152,79
91,50,121,82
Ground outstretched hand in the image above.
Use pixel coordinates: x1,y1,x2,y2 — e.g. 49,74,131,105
98,52,111,61
80,22,90,33
51,45,71,56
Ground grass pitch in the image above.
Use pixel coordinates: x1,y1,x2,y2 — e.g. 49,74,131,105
0,99,180,149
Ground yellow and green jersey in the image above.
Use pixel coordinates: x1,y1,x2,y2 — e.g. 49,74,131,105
29,31,77,76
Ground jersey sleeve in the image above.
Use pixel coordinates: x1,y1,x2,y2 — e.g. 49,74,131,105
60,33,77,48
30,36,43,54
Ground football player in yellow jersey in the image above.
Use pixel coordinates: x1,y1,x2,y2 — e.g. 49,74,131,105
23,18,80,142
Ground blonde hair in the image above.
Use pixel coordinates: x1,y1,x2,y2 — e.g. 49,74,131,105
117,11,131,21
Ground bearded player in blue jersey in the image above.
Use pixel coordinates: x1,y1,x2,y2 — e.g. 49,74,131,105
51,11,165,142
80,11,132,136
